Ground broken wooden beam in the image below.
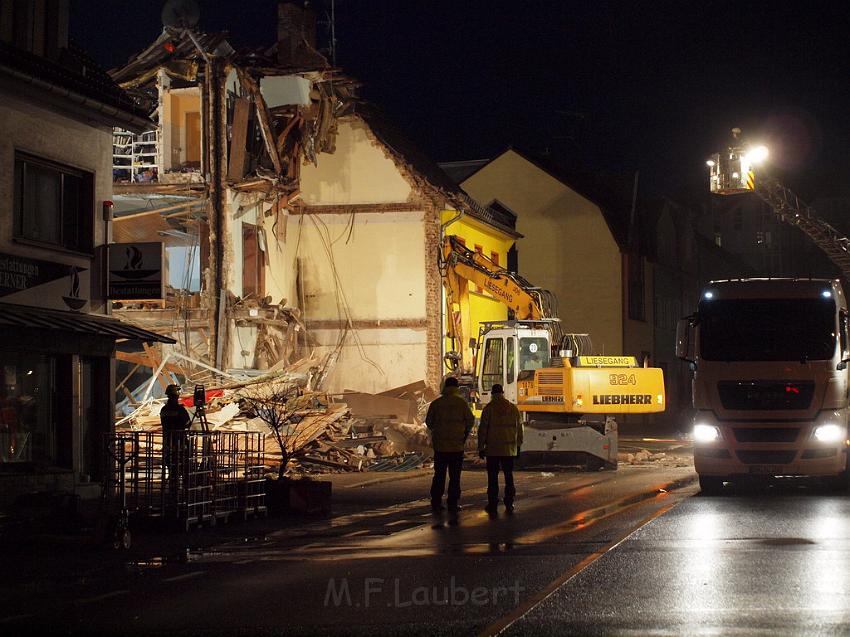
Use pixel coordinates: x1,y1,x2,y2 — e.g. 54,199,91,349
227,96,250,181
235,67,283,176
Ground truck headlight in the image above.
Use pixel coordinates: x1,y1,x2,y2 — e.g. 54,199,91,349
693,423,720,443
813,423,845,443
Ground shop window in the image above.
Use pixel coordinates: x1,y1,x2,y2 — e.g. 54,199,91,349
242,223,265,298
480,337,503,392
13,152,94,253
0,352,59,467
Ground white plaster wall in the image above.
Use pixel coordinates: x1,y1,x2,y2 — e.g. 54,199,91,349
256,209,430,391
295,211,426,319
310,327,427,395
299,117,413,204
0,94,112,314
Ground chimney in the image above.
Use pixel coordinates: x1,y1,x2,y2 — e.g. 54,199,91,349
277,2,319,67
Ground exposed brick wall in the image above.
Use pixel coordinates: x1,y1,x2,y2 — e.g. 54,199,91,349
423,200,443,393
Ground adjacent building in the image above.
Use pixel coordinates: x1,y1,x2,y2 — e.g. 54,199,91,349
0,0,172,503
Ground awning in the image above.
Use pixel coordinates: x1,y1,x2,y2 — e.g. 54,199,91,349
0,302,175,344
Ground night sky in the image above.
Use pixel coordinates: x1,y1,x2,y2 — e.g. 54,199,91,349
72,1,850,200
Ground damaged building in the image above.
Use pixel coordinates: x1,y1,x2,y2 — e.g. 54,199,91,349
109,3,519,403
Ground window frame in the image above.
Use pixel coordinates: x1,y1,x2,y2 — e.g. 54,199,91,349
13,151,95,256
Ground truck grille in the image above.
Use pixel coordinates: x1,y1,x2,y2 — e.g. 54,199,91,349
736,450,797,464
718,381,814,410
732,428,800,443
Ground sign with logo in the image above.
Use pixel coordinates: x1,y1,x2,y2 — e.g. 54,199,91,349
108,242,164,300
0,252,88,311
577,356,637,368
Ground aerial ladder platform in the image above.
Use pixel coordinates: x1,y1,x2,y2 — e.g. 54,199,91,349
708,127,850,279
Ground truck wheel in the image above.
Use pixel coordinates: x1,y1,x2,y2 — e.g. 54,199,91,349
698,475,725,495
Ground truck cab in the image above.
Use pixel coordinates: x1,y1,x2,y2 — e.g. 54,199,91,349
677,278,850,493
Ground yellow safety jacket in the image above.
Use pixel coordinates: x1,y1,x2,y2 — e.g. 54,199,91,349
478,394,523,457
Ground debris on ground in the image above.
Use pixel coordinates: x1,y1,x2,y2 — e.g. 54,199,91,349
618,448,691,468
116,371,437,475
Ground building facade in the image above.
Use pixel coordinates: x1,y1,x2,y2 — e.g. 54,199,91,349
0,0,171,504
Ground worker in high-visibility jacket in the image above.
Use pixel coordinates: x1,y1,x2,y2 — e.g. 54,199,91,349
478,384,523,515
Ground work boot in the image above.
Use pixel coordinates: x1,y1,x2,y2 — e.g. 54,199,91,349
448,503,463,513
484,503,498,517
505,502,515,515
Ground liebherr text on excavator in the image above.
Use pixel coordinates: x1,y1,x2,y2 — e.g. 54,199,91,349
440,234,666,469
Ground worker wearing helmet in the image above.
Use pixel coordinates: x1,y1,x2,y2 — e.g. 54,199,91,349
478,384,523,515
426,376,474,513
160,384,190,497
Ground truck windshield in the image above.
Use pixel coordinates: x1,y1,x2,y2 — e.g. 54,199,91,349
699,298,836,361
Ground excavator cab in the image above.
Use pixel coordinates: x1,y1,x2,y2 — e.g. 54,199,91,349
477,322,552,406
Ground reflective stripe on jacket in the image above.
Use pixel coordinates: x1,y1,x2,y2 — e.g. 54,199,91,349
478,394,523,457
425,387,474,453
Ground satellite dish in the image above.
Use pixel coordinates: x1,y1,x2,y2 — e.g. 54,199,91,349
161,0,200,29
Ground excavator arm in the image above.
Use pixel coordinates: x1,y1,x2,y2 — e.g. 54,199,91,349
440,235,552,373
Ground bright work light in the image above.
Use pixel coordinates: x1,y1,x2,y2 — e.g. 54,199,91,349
747,145,769,164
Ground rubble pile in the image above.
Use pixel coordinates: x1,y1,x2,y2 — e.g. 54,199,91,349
116,371,437,476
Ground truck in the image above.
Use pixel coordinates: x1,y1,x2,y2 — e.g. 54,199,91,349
441,234,666,468
677,278,850,493
688,128,850,492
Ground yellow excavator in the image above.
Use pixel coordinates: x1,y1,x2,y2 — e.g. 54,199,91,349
440,234,666,468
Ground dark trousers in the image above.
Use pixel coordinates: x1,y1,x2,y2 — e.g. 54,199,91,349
486,456,516,506
431,451,464,508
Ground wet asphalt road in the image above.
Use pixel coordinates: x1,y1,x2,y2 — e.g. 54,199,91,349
504,481,850,636
11,444,850,635
1,451,693,636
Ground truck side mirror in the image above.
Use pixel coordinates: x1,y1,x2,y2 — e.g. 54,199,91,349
676,316,696,363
